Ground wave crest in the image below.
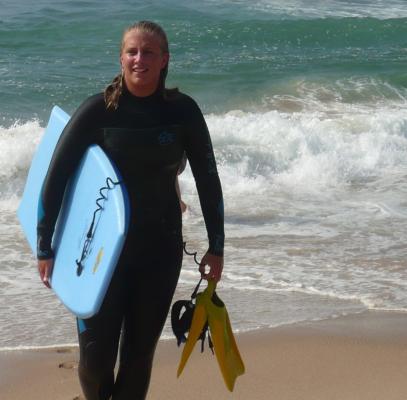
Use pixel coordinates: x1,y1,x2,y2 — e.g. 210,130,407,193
0,120,43,207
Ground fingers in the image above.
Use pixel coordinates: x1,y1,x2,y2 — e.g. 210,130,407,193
180,200,187,213
200,264,221,282
198,263,206,276
38,259,54,289
42,275,51,289
199,253,224,282
206,270,221,282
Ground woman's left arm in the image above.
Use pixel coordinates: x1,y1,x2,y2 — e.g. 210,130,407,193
183,97,225,281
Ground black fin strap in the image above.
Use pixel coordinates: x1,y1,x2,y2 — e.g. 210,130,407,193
208,331,214,355
199,323,206,353
198,322,211,353
171,300,190,346
200,330,205,353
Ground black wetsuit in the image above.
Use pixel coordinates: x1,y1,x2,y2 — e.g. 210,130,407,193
36,89,224,400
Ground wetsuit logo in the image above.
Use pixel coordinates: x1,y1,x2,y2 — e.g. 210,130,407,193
158,131,175,145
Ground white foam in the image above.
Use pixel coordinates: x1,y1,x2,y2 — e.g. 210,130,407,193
0,343,78,352
215,0,407,19
0,120,44,207
181,99,407,214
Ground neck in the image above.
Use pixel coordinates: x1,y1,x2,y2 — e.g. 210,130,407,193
127,87,157,97
122,86,162,103
125,80,161,98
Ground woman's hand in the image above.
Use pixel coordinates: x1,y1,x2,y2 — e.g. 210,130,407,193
199,252,224,282
38,258,54,289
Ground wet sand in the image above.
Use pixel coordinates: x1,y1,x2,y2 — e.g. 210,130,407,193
1,311,407,400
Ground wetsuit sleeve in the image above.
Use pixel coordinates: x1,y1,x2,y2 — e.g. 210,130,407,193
183,99,224,256
36,95,102,259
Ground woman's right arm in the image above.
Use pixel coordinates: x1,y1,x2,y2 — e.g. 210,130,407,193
37,95,103,286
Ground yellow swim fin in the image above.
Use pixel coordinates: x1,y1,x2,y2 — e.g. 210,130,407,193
205,280,245,391
176,289,208,377
177,280,245,391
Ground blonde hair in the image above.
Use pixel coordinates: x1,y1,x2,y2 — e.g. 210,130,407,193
104,21,173,110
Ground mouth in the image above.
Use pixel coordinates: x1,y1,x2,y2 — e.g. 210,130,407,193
132,67,148,73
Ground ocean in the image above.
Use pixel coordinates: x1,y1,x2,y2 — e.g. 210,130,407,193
1,0,407,350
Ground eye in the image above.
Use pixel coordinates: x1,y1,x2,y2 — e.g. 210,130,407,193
126,48,139,56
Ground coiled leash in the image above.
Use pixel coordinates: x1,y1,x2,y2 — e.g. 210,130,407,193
171,243,214,354
76,177,122,276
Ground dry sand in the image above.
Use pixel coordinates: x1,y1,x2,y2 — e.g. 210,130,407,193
1,310,407,400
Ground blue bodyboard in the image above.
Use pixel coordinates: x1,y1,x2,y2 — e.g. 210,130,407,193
18,106,130,318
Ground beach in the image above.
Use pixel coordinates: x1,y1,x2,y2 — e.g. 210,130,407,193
2,1,407,399
2,0,407,350
2,310,407,400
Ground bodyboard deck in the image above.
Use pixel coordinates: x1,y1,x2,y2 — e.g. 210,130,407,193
18,106,130,318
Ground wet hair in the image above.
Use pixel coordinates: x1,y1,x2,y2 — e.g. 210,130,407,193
104,21,176,110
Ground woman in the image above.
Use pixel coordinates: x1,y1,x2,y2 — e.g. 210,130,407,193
37,21,224,400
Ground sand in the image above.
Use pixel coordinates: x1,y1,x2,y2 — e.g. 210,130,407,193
1,310,407,400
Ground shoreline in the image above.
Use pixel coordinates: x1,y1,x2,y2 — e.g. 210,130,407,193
1,310,407,400
2,308,406,353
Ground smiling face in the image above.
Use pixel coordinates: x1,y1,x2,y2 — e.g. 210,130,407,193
120,29,169,97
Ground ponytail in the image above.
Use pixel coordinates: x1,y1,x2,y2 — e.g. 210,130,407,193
104,72,124,111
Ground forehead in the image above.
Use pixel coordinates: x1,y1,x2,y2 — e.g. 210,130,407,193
122,29,163,49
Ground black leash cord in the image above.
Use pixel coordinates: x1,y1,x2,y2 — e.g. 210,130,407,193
76,197,200,278
179,243,214,354
76,177,122,276
182,241,202,266
182,242,204,298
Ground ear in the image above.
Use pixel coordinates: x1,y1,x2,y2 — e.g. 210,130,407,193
161,52,170,69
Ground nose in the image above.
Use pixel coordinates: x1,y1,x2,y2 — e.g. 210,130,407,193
132,51,141,63
133,50,147,64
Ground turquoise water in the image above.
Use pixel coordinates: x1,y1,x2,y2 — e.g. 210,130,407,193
1,0,407,349
1,0,407,123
